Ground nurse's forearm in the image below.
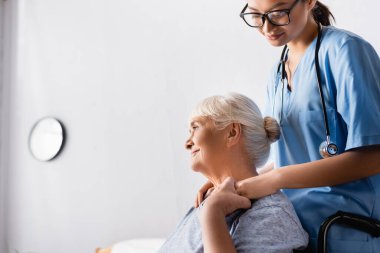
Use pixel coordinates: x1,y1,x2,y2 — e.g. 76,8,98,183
258,162,274,174
275,146,380,189
200,207,237,253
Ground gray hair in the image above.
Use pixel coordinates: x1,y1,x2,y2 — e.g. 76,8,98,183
191,93,280,167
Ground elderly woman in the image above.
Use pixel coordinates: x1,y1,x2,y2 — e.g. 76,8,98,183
157,93,308,253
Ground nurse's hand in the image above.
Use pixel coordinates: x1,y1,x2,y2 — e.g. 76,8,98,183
236,171,279,199
201,177,251,217
194,180,214,208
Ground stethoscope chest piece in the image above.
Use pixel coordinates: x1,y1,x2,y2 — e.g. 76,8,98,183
319,140,338,158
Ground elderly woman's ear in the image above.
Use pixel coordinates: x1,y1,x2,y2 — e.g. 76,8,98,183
226,123,242,147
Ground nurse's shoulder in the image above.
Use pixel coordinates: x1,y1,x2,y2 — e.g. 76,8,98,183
321,26,378,56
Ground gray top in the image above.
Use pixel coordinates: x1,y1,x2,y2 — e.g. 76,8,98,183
157,191,308,253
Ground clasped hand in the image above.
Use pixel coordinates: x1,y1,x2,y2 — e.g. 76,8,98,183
196,169,278,209
199,177,251,217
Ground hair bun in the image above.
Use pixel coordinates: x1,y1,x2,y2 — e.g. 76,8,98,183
263,116,280,143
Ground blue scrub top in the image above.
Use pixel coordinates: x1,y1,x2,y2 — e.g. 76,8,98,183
265,26,380,252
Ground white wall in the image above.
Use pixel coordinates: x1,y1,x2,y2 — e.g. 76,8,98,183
2,0,380,253
0,1,5,252
1,0,14,252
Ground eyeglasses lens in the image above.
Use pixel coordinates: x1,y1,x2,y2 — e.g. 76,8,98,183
243,11,290,27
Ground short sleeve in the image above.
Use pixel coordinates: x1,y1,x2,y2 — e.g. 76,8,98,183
333,38,380,150
230,205,308,253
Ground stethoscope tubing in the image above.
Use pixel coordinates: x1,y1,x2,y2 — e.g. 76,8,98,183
314,23,331,139
276,23,337,157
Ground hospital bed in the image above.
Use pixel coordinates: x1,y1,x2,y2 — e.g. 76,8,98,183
96,211,380,253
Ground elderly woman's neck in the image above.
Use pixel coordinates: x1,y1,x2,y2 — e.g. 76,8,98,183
206,160,258,186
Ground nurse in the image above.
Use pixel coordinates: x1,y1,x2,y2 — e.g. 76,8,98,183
196,0,380,252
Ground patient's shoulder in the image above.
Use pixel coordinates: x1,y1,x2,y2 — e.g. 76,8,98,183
244,191,301,224
232,191,306,237
230,192,309,252
250,191,294,211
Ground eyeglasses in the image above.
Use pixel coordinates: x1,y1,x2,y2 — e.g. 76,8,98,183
240,0,301,28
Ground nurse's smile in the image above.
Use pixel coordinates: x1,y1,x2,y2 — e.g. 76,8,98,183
265,32,285,41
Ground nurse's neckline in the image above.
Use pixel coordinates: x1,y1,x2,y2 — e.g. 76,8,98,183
285,31,321,91
285,23,321,91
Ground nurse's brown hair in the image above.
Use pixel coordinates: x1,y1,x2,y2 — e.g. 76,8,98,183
312,1,335,26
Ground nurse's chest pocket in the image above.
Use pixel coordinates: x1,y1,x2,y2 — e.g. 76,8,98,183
297,109,337,147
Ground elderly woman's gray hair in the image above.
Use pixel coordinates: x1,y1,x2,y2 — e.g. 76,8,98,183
191,93,280,167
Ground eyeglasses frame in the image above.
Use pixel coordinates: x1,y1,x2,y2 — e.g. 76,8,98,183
240,0,301,28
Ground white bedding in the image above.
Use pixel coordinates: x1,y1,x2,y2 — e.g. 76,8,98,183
112,238,165,253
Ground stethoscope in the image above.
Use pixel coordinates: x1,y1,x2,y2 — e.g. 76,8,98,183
276,23,338,159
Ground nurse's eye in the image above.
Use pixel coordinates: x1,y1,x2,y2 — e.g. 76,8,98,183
268,11,288,23
270,11,286,17
250,13,262,23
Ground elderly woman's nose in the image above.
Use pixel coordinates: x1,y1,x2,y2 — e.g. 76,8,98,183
185,137,193,150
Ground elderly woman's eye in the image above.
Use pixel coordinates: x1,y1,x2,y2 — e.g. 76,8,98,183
189,126,198,133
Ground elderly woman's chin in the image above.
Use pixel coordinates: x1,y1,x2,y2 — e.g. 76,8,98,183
190,161,205,173
191,164,202,172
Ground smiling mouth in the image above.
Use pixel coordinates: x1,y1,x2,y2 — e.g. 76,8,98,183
266,32,284,41
191,150,200,156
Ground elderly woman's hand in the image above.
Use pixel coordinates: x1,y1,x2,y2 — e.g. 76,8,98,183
199,177,251,253
194,181,214,208
201,177,251,217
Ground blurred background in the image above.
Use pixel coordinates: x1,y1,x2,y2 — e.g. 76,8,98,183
0,0,379,252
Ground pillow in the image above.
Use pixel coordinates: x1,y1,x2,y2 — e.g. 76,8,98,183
112,238,165,253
